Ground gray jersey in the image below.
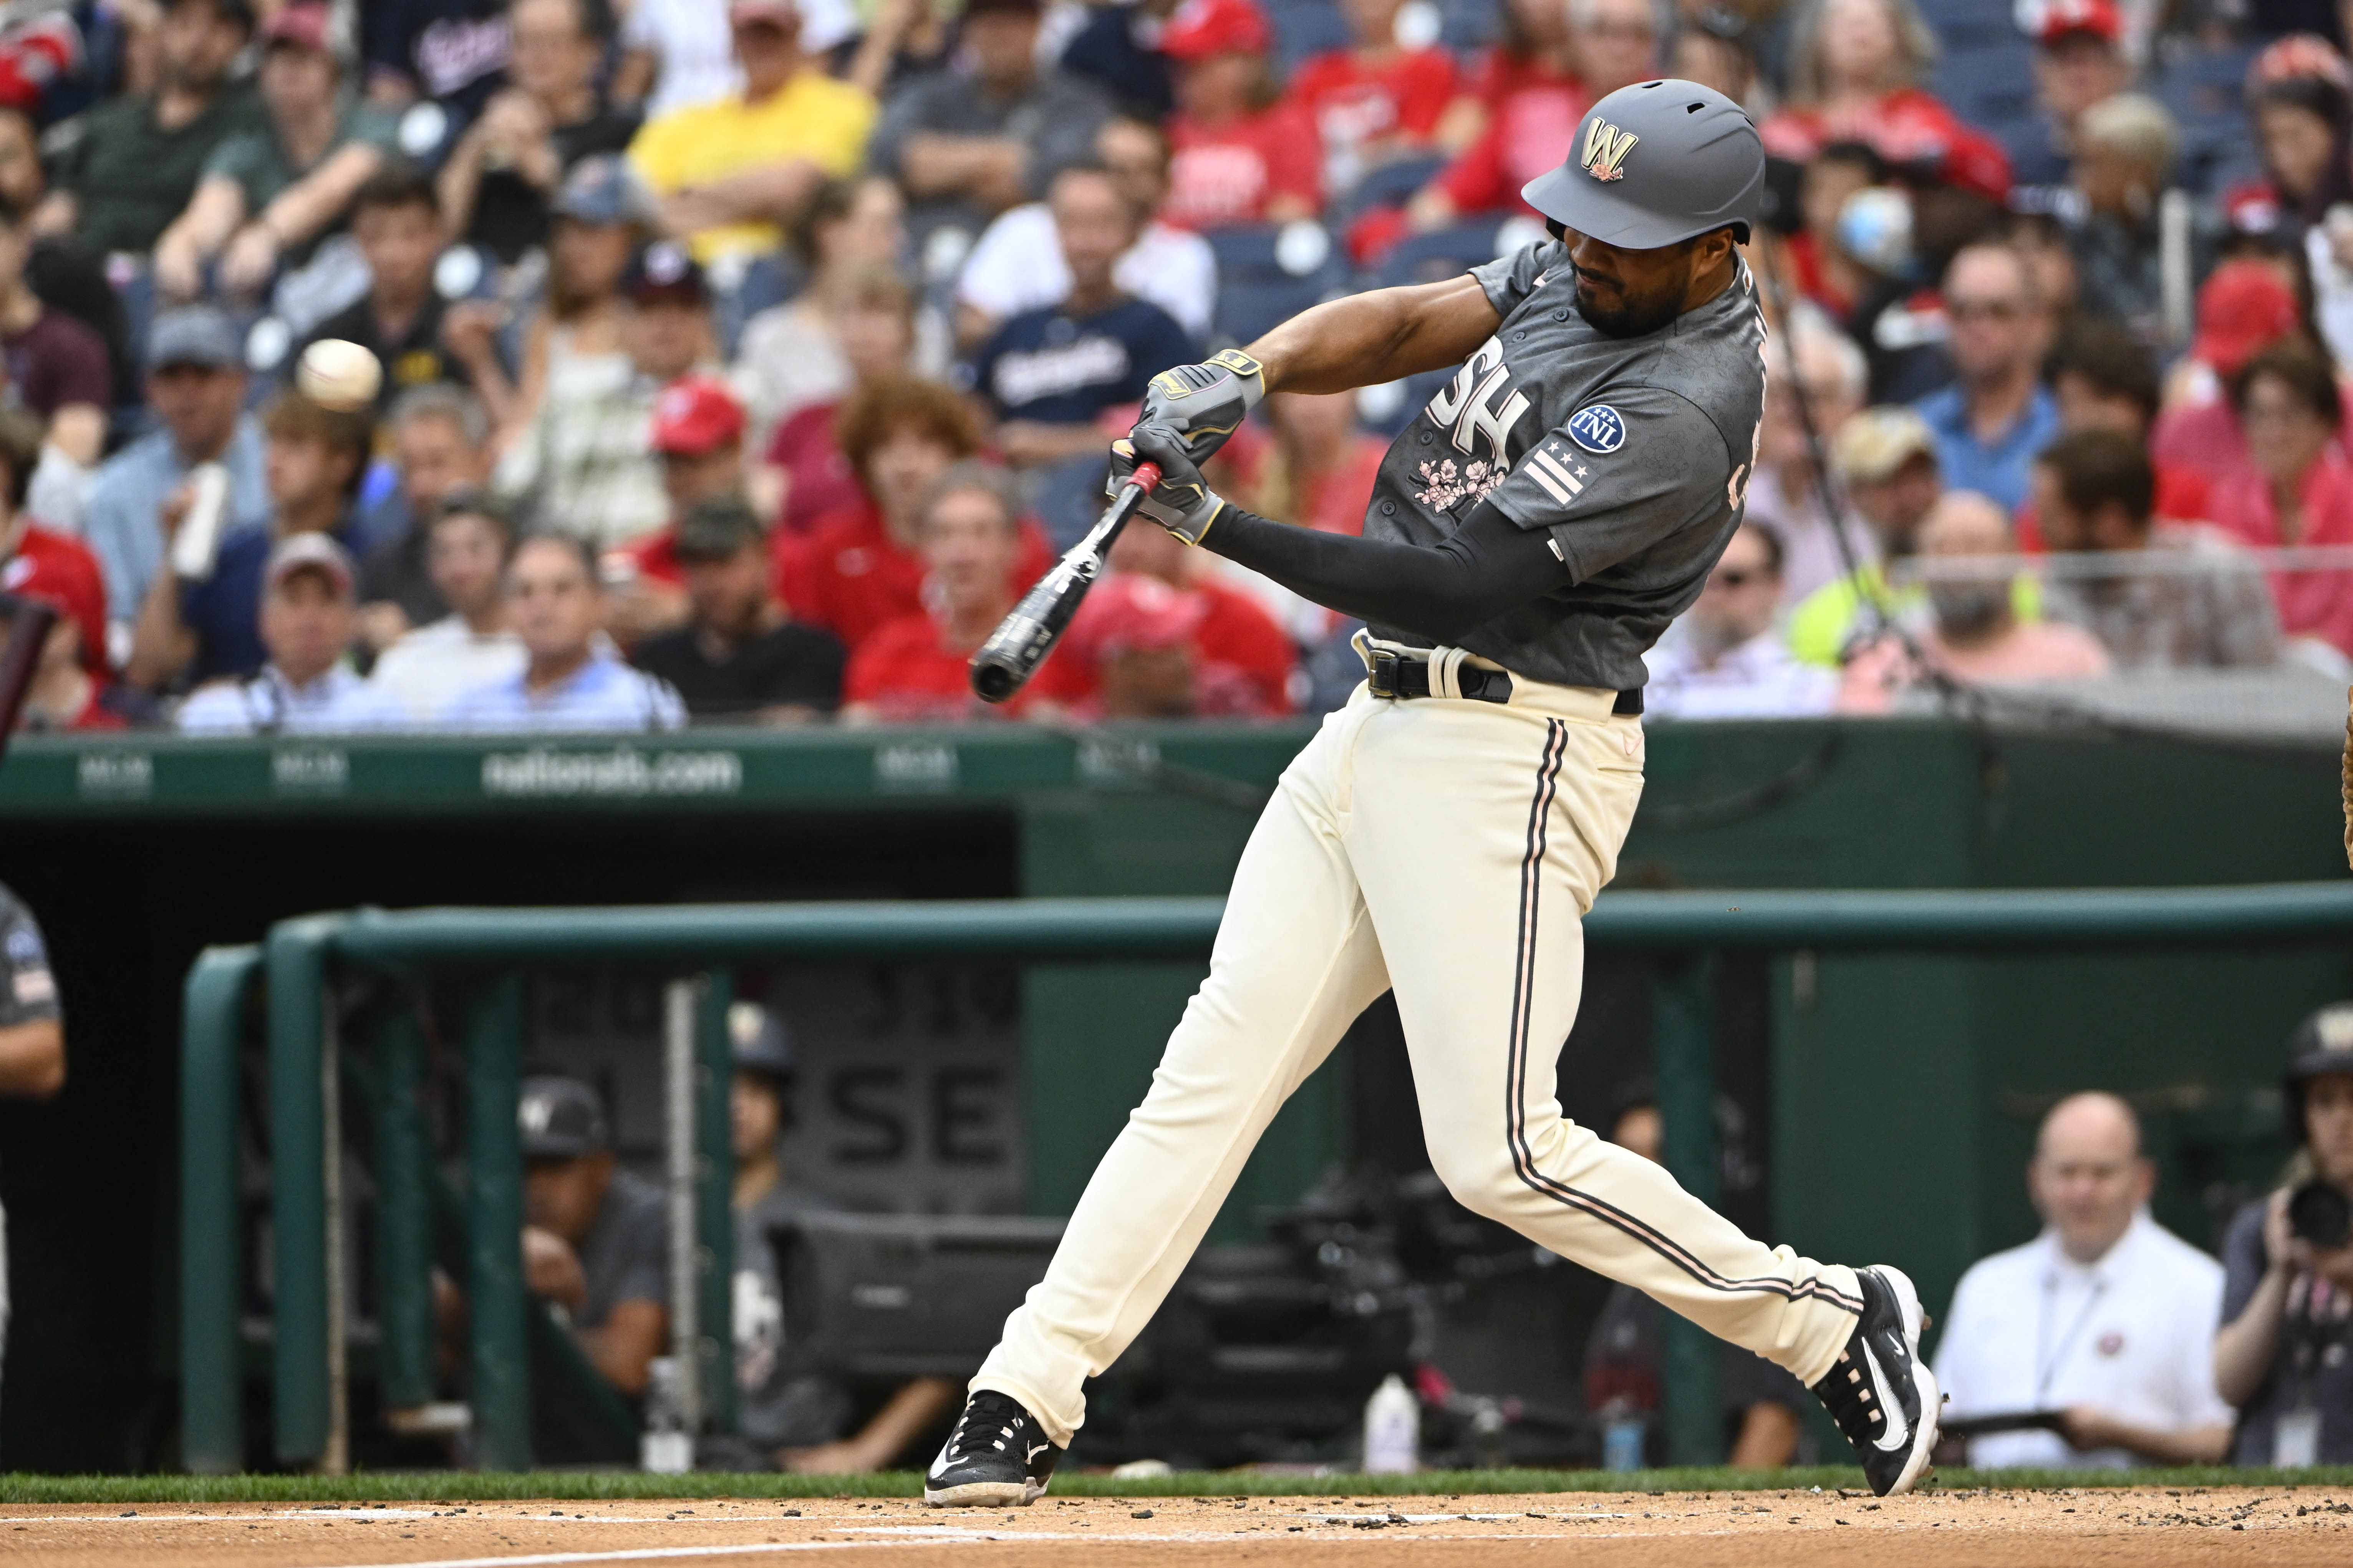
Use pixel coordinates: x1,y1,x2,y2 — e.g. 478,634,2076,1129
1362,240,1769,690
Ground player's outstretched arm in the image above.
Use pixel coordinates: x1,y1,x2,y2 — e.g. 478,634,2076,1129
1248,273,1504,397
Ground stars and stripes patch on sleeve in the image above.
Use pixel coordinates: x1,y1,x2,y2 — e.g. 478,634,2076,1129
1524,444,1586,505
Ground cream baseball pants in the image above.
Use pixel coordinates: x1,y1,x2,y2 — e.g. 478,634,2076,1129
976,664,1864,1446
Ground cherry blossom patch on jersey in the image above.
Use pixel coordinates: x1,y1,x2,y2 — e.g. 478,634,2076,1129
1566,405,1627,454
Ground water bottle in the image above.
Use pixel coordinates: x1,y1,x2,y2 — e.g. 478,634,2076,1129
1362,1373,1418,1474
1602,1413,1647,1472
169,462,231,583
640,1355,692,1474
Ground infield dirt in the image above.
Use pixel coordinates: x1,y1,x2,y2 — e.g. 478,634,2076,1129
5,1485,2350,1568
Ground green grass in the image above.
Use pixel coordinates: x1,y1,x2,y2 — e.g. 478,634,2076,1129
7,1466,2353,1505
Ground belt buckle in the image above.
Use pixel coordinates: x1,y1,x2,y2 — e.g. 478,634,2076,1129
1367,647,1402,699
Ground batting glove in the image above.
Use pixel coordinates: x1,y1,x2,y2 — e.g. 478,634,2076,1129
1138,348,1264,464
1111,424,1225,545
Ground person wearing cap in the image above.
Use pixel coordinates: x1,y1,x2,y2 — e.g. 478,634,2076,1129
1645,523,1836,718
2035,427,2282,669
722,1002,960,1471
936,81,1945,1506
603,374,754,642
2213,1004,2353,1465
174,532,404,732
442,1076,672,1405
971,164,1196,473
495,238,717,549
1786,404,1952,665
2221,34,2353,248
1932,1092,2231,1470
869,0,1111,252
1062,571,1209,717
81,307,270,662
369,488,527,721
151,3,399,305
628,494,844,721
626,0,877,264
437,0,644,265
439,533,687,729
1094,508,1294,715
38,0,265,257
2149,257,2350,486
2004,0,2131,198
1911,241,2060,516
1157,0,1321,231
133,390,377,692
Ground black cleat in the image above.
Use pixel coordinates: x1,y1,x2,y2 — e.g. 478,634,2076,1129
923,1390,1061,1507
1811,1265,1939,1497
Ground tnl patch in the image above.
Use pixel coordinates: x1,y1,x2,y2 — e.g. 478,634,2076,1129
1581,119,1639,182
1567,405,1627,454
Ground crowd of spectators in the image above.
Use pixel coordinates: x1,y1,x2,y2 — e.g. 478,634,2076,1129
3,0,2353,733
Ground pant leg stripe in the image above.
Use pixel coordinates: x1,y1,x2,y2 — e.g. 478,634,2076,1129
1501,720,1864,1316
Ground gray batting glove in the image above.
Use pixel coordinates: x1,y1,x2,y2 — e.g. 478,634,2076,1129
1111,425,1225,545
1138,348,1265,464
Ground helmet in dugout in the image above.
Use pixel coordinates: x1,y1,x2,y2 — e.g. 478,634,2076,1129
1521,79,1765,250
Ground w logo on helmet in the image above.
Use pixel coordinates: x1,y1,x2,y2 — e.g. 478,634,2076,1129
1581,119,1639,182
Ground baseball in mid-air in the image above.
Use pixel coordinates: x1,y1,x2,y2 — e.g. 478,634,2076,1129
296,339,382,411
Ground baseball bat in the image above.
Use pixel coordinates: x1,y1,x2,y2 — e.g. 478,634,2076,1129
969,461,1161,704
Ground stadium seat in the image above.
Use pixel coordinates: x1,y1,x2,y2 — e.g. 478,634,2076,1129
1371,218,1503,289
1205,220,1346,343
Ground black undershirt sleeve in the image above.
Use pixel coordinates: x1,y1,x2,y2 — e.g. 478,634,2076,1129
1193,497,1565,646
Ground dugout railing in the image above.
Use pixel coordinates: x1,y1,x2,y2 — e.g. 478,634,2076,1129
181,884,2353,1475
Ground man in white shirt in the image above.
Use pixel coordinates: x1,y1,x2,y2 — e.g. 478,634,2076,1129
440,533,685,731
370,490,525,723
1643,523,1836,719
1933,1091,2235,1469
953,116,1215,347
177,535,404,735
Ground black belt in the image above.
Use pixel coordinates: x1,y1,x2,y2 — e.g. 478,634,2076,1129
1363,646,1643,714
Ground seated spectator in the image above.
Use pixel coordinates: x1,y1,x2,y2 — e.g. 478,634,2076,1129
499,153,649,443
1250,389,1385,539
735,177,922,442
0,407,104,682
1284,0,1457,200
2211,340,2353,663
780,376,1049,649
971,164,1195,472
1583,1090,1812,1468
1934,1093,2232,1468
0,105,133,432
724,1005,958,1470
1158,0,1321,231
1781,141,1884,326
37,0,263,258
753,267,918,534
608,376,757,641
955,116,1216,350
620,0,857,120
2063,94,2176,344
356,386,497,650
627,0,876,263
437,0,643,267
1645,524,1836,719
1788,406,1944,665
1409,0,1653,232
302,166,505,423
1063,572,1210,717
1058,0,1182,121
151,4,395,305
1091,516,1294,714
497,240,714,547
1756,0,1959,168
870,0,1110,252
842,462,1081,720
1744,310,1872,606
440,533,686,729
1838,492,2111,710
2212,1005,2353,1464
82,308,271,662
1913,242,2058,516
2032,320,2210,543
176,534,404,733
0,201,109,515
2222,35,2353,249
2151,260,2333,485
2036,429,2282,669
631,495,843,722
130,391,374,691
0,590,148,732
2005,0,2130,199
364,0,512,119
369,490,525,722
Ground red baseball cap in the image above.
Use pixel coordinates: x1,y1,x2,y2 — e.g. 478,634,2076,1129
1934,126,2012,205
2191,260,2302,376
2247,32,2353,94
2036,0,2119,46
1161,0,1272,62
651,377,747,457
260,2,334,54
1065,572,1206,664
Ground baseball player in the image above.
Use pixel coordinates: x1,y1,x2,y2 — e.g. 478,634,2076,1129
926,81,1938,1503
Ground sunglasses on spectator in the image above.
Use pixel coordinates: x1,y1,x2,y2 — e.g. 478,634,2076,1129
1947,297,2025,321
1713,568,1766,588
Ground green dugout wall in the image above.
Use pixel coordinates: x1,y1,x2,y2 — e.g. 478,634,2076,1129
0,716,2345,1470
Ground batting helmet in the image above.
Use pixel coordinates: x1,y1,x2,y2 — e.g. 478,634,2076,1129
1521,79,1765,249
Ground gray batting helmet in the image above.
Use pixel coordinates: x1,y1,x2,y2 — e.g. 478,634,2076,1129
1521,79,1765,249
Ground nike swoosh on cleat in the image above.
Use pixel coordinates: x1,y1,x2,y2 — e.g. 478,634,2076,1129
1860,1341,1911,1453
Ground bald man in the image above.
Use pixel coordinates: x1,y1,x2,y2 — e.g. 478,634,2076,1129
1932,1093,2233,1468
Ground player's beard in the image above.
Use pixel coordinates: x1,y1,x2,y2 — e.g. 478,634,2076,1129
1573,277,1687,339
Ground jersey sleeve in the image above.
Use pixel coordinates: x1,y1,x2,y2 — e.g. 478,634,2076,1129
1482,383,1733,584
0,887,60,1027
1466,236,1567,319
